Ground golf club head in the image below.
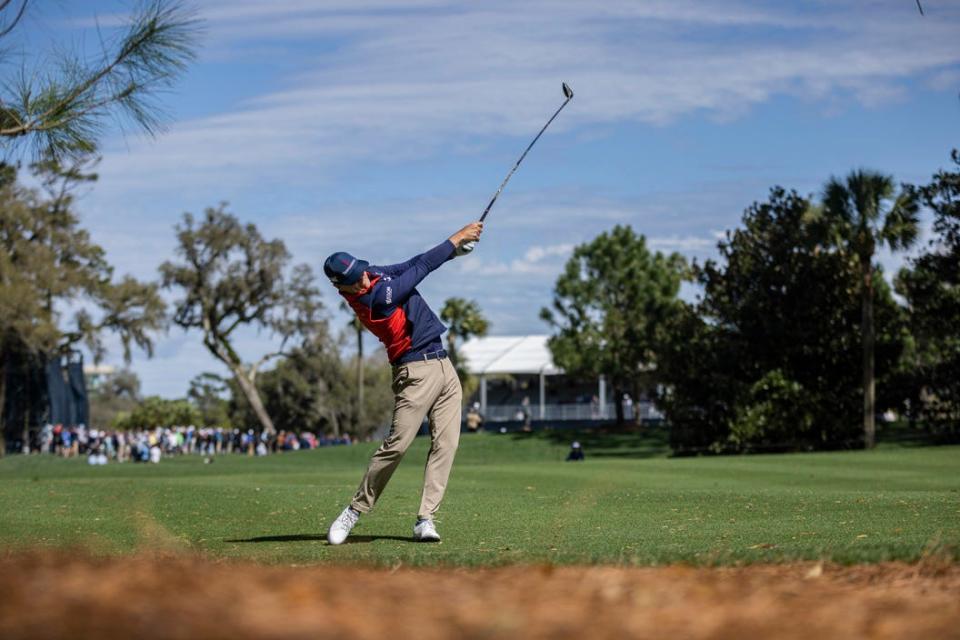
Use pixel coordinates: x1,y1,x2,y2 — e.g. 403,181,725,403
562,82,574,99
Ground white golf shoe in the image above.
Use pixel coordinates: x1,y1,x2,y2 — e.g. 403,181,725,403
327,506,360,545
413,519,441,542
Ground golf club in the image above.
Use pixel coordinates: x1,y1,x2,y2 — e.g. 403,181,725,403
459,82,574,254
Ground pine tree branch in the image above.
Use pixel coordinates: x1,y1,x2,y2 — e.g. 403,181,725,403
0,0,28,39
0,1,200,158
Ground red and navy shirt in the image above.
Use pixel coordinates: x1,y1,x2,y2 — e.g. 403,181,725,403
340,240,456,365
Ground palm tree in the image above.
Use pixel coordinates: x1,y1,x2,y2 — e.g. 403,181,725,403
820,170,919,448
440,298,489,380
340,301,365,433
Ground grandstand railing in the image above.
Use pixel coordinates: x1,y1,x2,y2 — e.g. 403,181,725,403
480,402,663,422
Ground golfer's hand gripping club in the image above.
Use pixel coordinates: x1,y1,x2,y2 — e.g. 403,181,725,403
451,221,483,256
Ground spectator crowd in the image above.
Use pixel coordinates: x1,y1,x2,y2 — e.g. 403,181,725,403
35,423,354,464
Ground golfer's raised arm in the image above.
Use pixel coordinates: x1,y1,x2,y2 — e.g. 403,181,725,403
369,254,420,277
371,243,453,309
371,223,482,276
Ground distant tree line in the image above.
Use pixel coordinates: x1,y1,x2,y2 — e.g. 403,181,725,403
544,151,960,454
5,146,957,453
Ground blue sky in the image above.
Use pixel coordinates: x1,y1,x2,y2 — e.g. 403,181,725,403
14,0,960,398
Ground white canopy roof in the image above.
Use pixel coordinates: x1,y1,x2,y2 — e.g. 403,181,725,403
459,335,562,375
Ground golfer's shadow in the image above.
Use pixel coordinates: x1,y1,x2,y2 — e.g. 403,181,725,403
225,533,414,545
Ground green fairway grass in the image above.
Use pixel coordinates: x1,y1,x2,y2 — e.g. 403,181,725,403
0,430,957,566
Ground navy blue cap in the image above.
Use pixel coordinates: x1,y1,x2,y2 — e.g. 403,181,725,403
324,251,369,286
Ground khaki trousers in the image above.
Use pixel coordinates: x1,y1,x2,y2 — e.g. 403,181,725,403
350,357,462,520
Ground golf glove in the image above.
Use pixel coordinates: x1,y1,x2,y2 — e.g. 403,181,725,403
456,240,476,256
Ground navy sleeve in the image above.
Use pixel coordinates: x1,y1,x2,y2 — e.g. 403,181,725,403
368,256,418,277
370,239,457,277
370,240,455,310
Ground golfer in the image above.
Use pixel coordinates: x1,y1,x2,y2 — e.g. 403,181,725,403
324,221,483,544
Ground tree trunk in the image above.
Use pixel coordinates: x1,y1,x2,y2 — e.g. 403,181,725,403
229,363,277,437
862,267,876,449
447,333,458,369
205,333,276,437
354,326,362,437
21,413,30,454
21,353,32,454
613,383,625,425
326,406,341,439
0,357,7,457
633,378,644,427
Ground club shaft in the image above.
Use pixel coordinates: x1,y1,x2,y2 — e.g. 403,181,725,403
479,95,573,222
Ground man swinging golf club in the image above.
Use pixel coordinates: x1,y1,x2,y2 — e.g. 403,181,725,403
324,221,483,544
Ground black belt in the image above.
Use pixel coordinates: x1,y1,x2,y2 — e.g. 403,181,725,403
398,349,447,364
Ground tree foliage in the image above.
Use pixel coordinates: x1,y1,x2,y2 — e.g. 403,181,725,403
160,205,327,436
0,157,165,362
186,372,231,428
113,395,199,430
0,0,200,161
89,368,142,428
896,150,960,435
227,342,394,439
658,188,909,453
541,225,686,424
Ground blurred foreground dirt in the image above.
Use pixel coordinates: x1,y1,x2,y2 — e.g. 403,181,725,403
0,553,958,640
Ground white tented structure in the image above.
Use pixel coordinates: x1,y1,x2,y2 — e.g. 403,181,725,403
459,335,614,421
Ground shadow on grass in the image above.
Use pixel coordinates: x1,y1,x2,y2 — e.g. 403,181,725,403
510,426,671,459
341,535,415,544
225,534,414,544
509,423,957,459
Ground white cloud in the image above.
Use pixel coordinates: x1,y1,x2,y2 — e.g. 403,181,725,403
86,0,960,191
647,235,717,252
523,243,575,263
454,241,575,277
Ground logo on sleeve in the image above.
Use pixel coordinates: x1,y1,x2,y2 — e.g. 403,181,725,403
385,286,393,304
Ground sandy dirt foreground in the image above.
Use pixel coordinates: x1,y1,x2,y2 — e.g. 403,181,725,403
0,554,958,640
